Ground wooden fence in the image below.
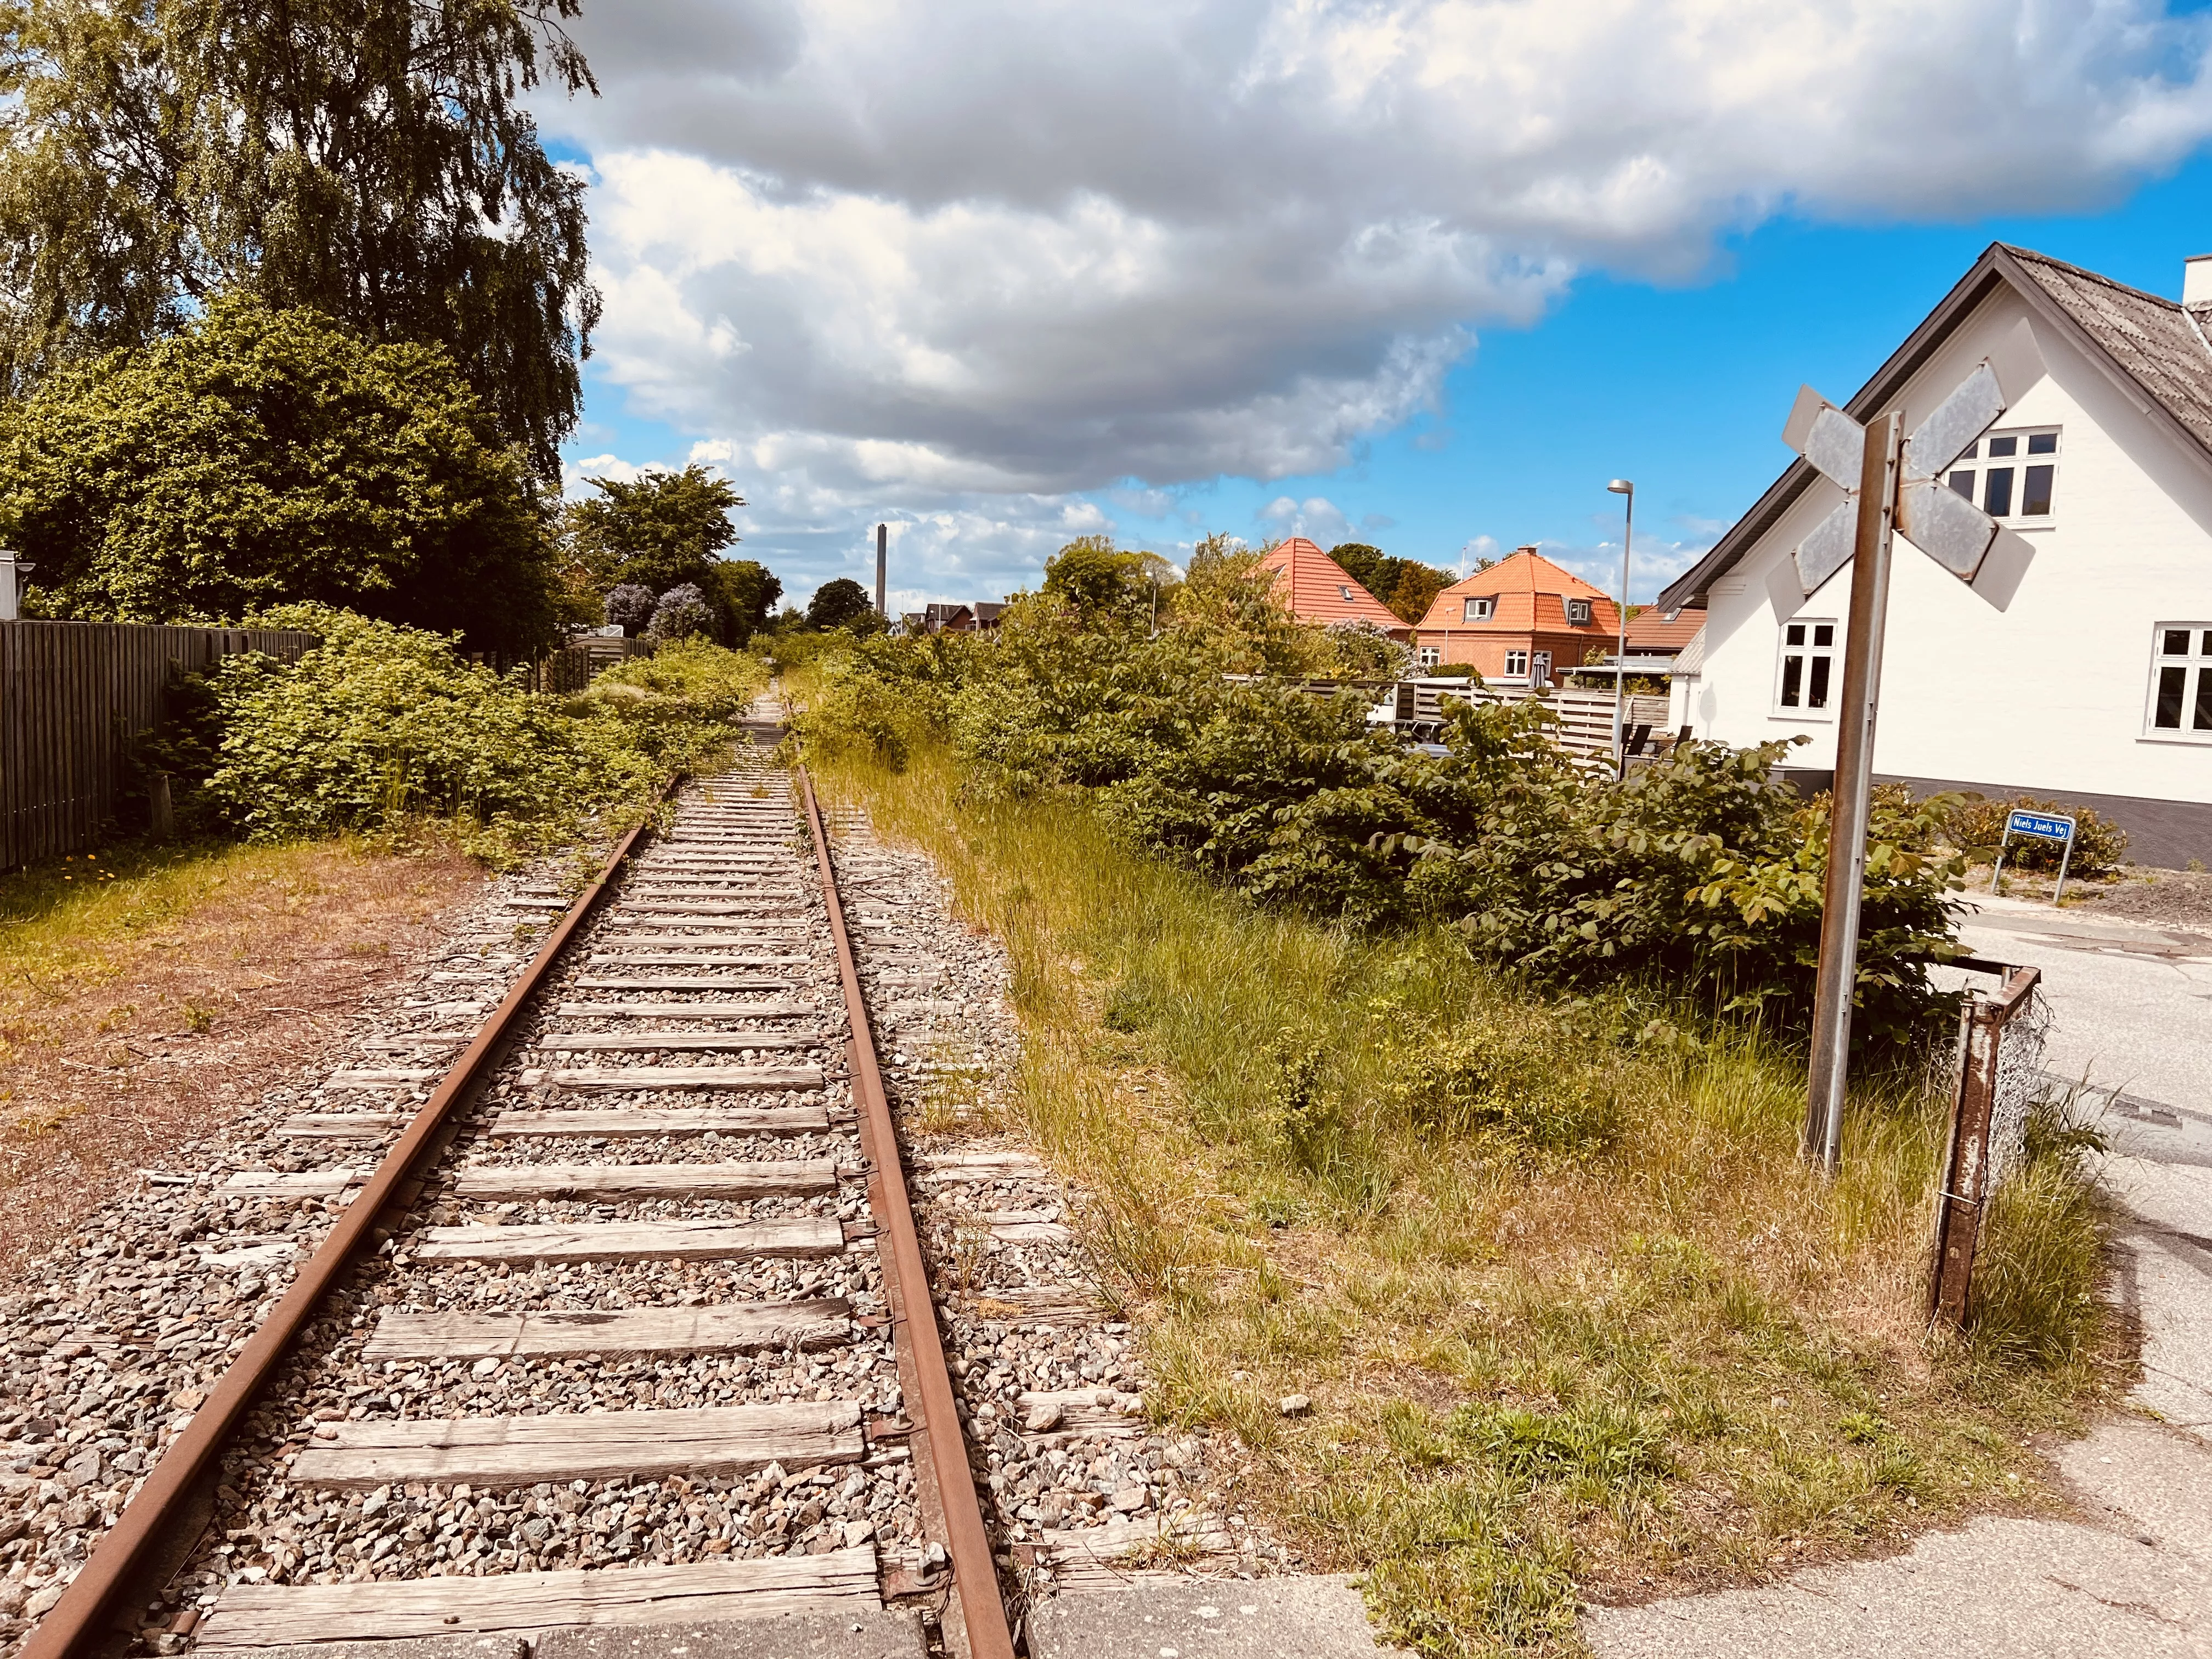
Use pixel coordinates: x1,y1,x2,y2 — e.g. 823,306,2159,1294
1402,681,1673,759
0,621,319,870
517,635,652,693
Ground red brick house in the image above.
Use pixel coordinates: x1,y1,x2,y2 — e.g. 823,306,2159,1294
1257,538,1410,639
1413,547,1620,684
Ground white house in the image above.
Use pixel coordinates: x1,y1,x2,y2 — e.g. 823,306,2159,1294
1656,243,2212,870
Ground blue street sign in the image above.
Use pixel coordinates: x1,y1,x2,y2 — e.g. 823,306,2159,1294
2005,809,2074,842
1993,808,2079,905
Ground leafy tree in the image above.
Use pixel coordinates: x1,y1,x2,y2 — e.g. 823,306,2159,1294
561,465,778,643
1385,562,1451,624
0,294,558,651
702,558,782,644
1328,542,1388,592
1043,534,1151,622
0,0,599,476
805,577,875,631
1327,541,1452,624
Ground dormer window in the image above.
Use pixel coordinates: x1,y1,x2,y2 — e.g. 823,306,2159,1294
1566,598,1593,626
1463,596,1494,623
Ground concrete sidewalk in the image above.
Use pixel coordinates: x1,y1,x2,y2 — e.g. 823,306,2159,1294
1593,897,2212,1657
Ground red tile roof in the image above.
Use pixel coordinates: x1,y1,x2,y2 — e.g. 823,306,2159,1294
1624,605,1705,653
1415,548,1620,635
1257,538,1408,633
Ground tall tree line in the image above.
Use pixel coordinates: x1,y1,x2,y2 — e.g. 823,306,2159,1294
0,0,599,477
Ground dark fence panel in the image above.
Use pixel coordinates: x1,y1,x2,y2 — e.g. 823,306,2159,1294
473,636,652,694
0,621,318,870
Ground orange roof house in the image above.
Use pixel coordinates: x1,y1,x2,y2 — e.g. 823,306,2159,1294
1623,603,1706,657
1414,546,1620,685
1257,538,1410,639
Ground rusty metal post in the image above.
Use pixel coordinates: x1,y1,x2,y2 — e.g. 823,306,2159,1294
1929,965,2040,1328
1803,411,1903,1175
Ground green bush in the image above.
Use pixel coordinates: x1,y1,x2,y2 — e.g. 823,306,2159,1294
0,296,562,653
1949,794,2129,875
169,606,759,856
795,579,1967,1047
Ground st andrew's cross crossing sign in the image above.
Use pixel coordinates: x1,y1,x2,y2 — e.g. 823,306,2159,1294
1783,358,2024,1176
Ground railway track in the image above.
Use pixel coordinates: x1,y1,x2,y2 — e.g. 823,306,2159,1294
13,713,1027,1658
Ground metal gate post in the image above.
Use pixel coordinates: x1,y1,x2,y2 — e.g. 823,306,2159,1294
1929,964,2040,1329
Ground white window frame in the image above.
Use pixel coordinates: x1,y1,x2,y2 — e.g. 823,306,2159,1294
1531,650,1552,684
1503,649,1530,679
2145,622,2212,743
1463,596,1494,623
1565,598,1593,626
1944,426,2059,522
1417,646,1441,670
1775,618,1837,718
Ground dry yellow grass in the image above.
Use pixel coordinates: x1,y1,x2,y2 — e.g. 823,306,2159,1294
0,834,483,1272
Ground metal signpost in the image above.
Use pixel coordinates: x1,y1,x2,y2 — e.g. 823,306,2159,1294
1787,360,2017,1175
1991,808,2078,905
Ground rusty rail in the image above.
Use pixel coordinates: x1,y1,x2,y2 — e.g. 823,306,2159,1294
19,805,663,1659
1929,962,2042,1329
798,766,1017,1659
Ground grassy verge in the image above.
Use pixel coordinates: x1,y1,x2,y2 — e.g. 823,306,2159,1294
812,744,2117,1656
0,833,482,1269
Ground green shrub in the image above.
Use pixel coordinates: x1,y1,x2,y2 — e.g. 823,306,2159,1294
1949,794,2129,875
797,584,1967,1047
1391,1015,1616,1156
175,605,759,855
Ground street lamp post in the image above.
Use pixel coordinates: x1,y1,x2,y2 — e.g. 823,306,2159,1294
1606,480,1634,775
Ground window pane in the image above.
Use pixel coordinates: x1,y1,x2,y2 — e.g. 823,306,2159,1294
1780,655,1803,707
2164,629,2191,655
1984,467,2014,516
2022,465,2054,515
1813,624,1834,648
1948,469,1975,498
2202,630,2211,656
1808,656,1831,709
1786,623,1805,647
2027,432,2058,455
2197,669,2212,732
1987,435,2018,457
2155,665,2186,728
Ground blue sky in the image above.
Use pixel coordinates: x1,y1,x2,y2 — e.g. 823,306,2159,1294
547,1,2212,614
1088,156,2212,602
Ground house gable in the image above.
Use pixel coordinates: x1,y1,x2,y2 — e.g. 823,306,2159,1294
1258,538,1408,635
1660,242,2212,614
1676,242,2212,859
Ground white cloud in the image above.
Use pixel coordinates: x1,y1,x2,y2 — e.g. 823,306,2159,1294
544,0,2212,592
1257,495,1355,546
1534,537,1712,605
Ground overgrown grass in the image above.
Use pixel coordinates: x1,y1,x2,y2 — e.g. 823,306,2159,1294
810,742,2116,1657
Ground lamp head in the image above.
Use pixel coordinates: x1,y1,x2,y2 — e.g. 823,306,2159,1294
1607,479,1634,495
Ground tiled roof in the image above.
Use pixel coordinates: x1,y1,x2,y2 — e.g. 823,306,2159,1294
1258,538,1407,631
1624,605,1706,653
1415,548,1619,634
2004,246,2212,455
